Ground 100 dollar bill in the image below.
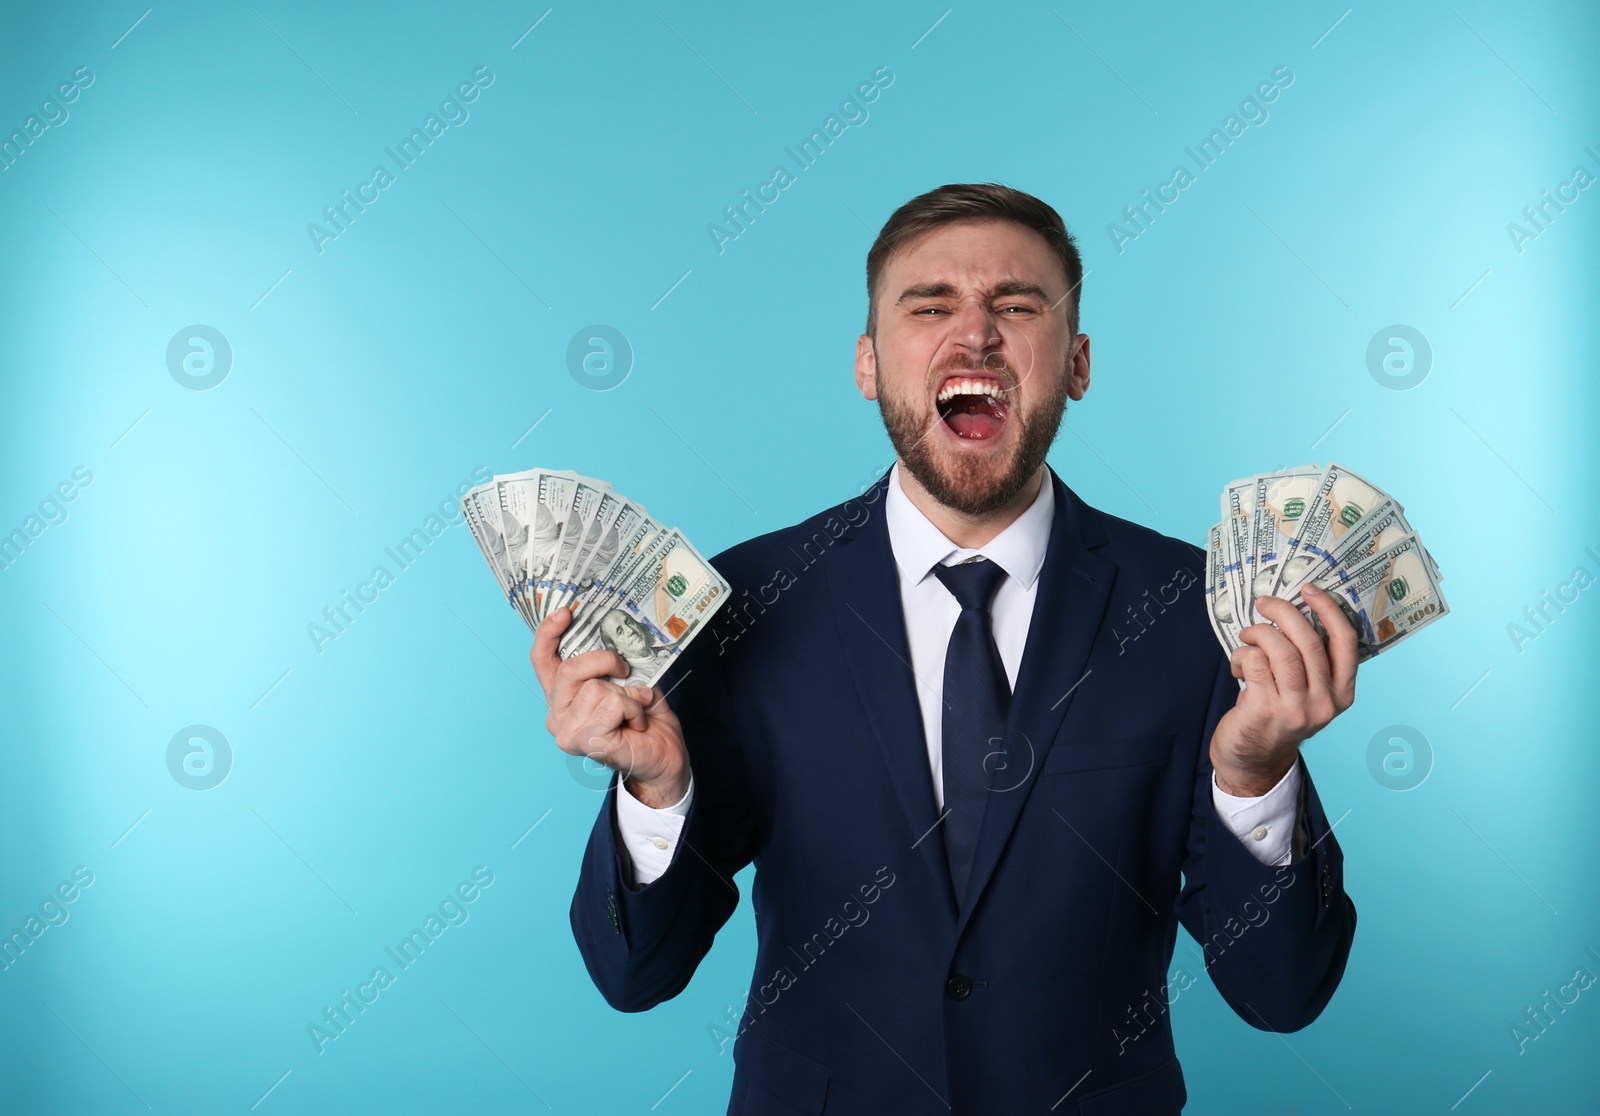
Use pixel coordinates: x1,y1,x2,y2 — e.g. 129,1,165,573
1249,465,1322,623
1272,462,1389,600
1205,522,1238,654
564,528,729,686
1298,532,1449,661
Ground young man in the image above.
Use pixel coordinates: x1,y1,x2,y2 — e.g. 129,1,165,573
532,184,1358,1115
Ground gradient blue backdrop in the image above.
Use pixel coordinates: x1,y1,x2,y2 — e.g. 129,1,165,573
1,1,1596,1112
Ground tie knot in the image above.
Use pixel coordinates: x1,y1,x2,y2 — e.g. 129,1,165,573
932,557,1007,611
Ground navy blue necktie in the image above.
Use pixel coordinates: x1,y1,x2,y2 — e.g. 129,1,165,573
932,557,1011,904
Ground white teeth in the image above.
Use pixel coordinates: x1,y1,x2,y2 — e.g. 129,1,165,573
936,378,1008,404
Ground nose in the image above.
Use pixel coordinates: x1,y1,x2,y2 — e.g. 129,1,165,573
948,297,1002,364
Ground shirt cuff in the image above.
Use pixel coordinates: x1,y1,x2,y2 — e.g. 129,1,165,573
1211,762,1301,867
612,772,694,886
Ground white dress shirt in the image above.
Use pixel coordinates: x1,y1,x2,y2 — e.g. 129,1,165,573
614,465,1302,885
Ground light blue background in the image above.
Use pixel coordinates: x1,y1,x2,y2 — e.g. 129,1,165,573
1,1,1596,1112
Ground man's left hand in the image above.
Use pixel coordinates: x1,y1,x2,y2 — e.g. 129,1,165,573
1210,582,1359,796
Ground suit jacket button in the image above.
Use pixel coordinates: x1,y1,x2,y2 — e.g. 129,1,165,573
946,975,973,1001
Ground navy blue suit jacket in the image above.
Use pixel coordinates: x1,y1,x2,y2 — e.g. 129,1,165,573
572,469,1356,1115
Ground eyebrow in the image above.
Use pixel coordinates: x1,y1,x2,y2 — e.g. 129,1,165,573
895,279,1053,304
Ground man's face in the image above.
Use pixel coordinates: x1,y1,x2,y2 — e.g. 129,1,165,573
855,218,1090,516
601,610,651,660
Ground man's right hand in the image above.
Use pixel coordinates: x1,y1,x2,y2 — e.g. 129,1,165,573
531,607,690,808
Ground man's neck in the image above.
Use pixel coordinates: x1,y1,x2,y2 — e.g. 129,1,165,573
894,462,1046,550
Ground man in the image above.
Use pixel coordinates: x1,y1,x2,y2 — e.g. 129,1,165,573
532,184,1357,1114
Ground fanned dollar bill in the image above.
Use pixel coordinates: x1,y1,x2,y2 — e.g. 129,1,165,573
561,529,728,685
527,470,579,620
1204,522,1239,654
1270,462,1388,600
1204,463,1446,663
1296,531,1446,661
546,489,628,621
1220,476,1255,639
543,478,608,623
565,516,676,651
1248,464,1322,624
463,470,730,687
462,482,530,626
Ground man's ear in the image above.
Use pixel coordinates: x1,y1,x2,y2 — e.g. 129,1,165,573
1066,333,1091,401
855,334,878,401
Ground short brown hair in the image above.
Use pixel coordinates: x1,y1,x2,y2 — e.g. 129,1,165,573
864,182,1083,338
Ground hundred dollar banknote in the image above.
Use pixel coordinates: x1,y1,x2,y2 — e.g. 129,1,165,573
561,528,728,687
1248,464,1322,624
1204,522,1238,654
463,470,729,686
1205,462,1446,664
1271,462,1389,600
1295,532,1448,661
1220,476,1255,641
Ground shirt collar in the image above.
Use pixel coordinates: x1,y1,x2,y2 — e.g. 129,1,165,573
884,461,1054,590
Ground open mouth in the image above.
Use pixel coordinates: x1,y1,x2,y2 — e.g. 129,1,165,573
935,375,1011,441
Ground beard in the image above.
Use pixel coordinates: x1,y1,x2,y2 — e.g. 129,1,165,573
875,356,1070,517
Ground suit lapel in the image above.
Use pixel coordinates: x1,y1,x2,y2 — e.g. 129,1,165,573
822,476,958,921
954,470,1117,936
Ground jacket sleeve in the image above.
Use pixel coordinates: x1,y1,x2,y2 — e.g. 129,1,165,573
1173,652,1357,1032
569,623,759,1012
